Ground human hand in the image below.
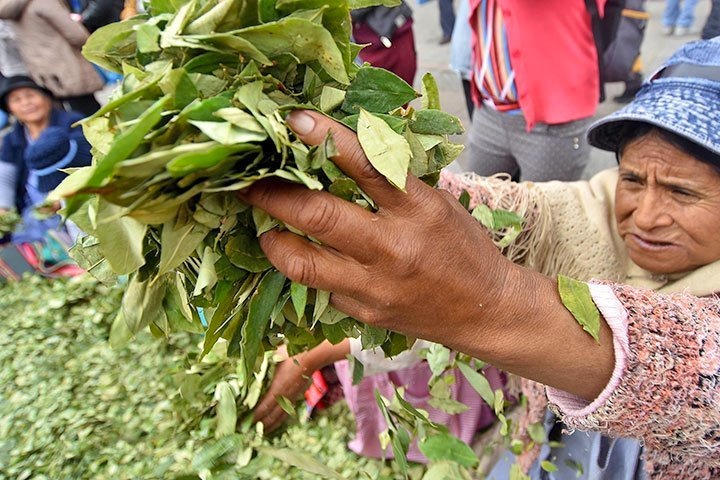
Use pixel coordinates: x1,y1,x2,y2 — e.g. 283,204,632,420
238,110,522,358
252,354,314,432
69,13,82,22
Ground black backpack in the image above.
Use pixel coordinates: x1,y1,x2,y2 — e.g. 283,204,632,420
586,0,649,100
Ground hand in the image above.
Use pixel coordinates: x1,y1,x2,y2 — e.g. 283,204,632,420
253,354,314,432
239,110,519,357
70,13,82,22
239,110,616,401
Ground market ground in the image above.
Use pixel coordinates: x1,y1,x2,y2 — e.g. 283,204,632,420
407,0,711,178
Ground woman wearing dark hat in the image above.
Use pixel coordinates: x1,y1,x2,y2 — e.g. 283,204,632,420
0,75,91,276
243,38,720,478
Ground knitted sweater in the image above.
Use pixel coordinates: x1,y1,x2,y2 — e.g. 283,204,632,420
438,169,720,478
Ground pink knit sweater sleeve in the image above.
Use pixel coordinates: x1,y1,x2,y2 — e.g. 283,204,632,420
547,283,720,473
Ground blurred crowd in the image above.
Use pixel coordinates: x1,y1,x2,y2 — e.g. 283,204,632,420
0,0,142,279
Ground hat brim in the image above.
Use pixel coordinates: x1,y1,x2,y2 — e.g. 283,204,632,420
587,79,720,157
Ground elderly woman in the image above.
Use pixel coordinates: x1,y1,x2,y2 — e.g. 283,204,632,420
247,38,720,479
0,75,91,276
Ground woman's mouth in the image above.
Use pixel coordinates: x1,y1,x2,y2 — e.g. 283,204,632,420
627,233,674,251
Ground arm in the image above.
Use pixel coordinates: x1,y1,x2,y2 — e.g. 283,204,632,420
253,339,350,432
38,2,89,48
239,110,616,402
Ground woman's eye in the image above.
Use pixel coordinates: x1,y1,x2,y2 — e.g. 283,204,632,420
672,188,693,197
621,175,640,184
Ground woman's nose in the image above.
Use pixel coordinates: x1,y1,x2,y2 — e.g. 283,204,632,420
633,189,672,230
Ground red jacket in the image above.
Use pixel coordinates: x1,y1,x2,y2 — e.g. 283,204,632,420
470,0,607,130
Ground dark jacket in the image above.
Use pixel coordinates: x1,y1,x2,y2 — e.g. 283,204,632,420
0,108,92,212
74,0,123,32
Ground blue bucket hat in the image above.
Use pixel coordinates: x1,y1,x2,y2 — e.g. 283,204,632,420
587,38,720,160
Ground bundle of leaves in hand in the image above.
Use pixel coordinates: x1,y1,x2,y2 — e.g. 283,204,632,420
0,208,21,236
55,0,464,382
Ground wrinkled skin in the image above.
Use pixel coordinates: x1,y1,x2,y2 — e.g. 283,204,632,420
616,130,720,274
240,110,615,401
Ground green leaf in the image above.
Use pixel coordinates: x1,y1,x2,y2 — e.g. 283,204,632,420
158,218,209,276
421,461,473,480
391,428,410,474
118,275,167,338
410,110,464,135
134,22,161,53
342,65,418,113
82,18,146,71
240,270,286,377
526,422,546,445
357,109,411,191
348,0,400,7
193,246,220,297
320,85,346,112
541,460,558,473
418,433,478,468
185,0,235,34
290,281,307,321
225,230,272,272
236,17,349,84
189,120,267,145
192,434,244,472
95,201,147,275
94,95,170,186
214,381,237,438
349,355,364,386
456,361,495,408
256,446,346,480
274,395,297,417
421,72,441,110
557,275,601,343
166,143,259,176
425,343,451,378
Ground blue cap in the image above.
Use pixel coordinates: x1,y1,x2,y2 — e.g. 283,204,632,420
588,38,720,163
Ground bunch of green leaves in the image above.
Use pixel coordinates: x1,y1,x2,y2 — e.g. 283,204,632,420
0,275,422,479
0,208,21,236
56,0,463,387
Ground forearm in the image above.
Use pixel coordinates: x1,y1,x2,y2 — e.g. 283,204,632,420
446,264,615,401
294,339,350,372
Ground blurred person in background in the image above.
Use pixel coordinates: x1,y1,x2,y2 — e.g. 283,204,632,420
68,0,124,33
449,0,474,118
438,0,455,44
0,75,90,277
662,0,700,35
702,0,720,39
464,0,605,182
351,1,417,86
0,0,104,117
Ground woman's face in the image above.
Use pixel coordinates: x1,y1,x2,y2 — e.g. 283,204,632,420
615,130,720,274
6,87,52,125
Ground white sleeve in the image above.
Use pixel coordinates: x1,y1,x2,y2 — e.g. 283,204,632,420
349,337,432,376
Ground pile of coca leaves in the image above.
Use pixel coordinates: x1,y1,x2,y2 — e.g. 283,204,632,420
56,0,464,379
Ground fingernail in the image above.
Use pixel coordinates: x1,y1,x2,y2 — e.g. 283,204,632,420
287,110,315,135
